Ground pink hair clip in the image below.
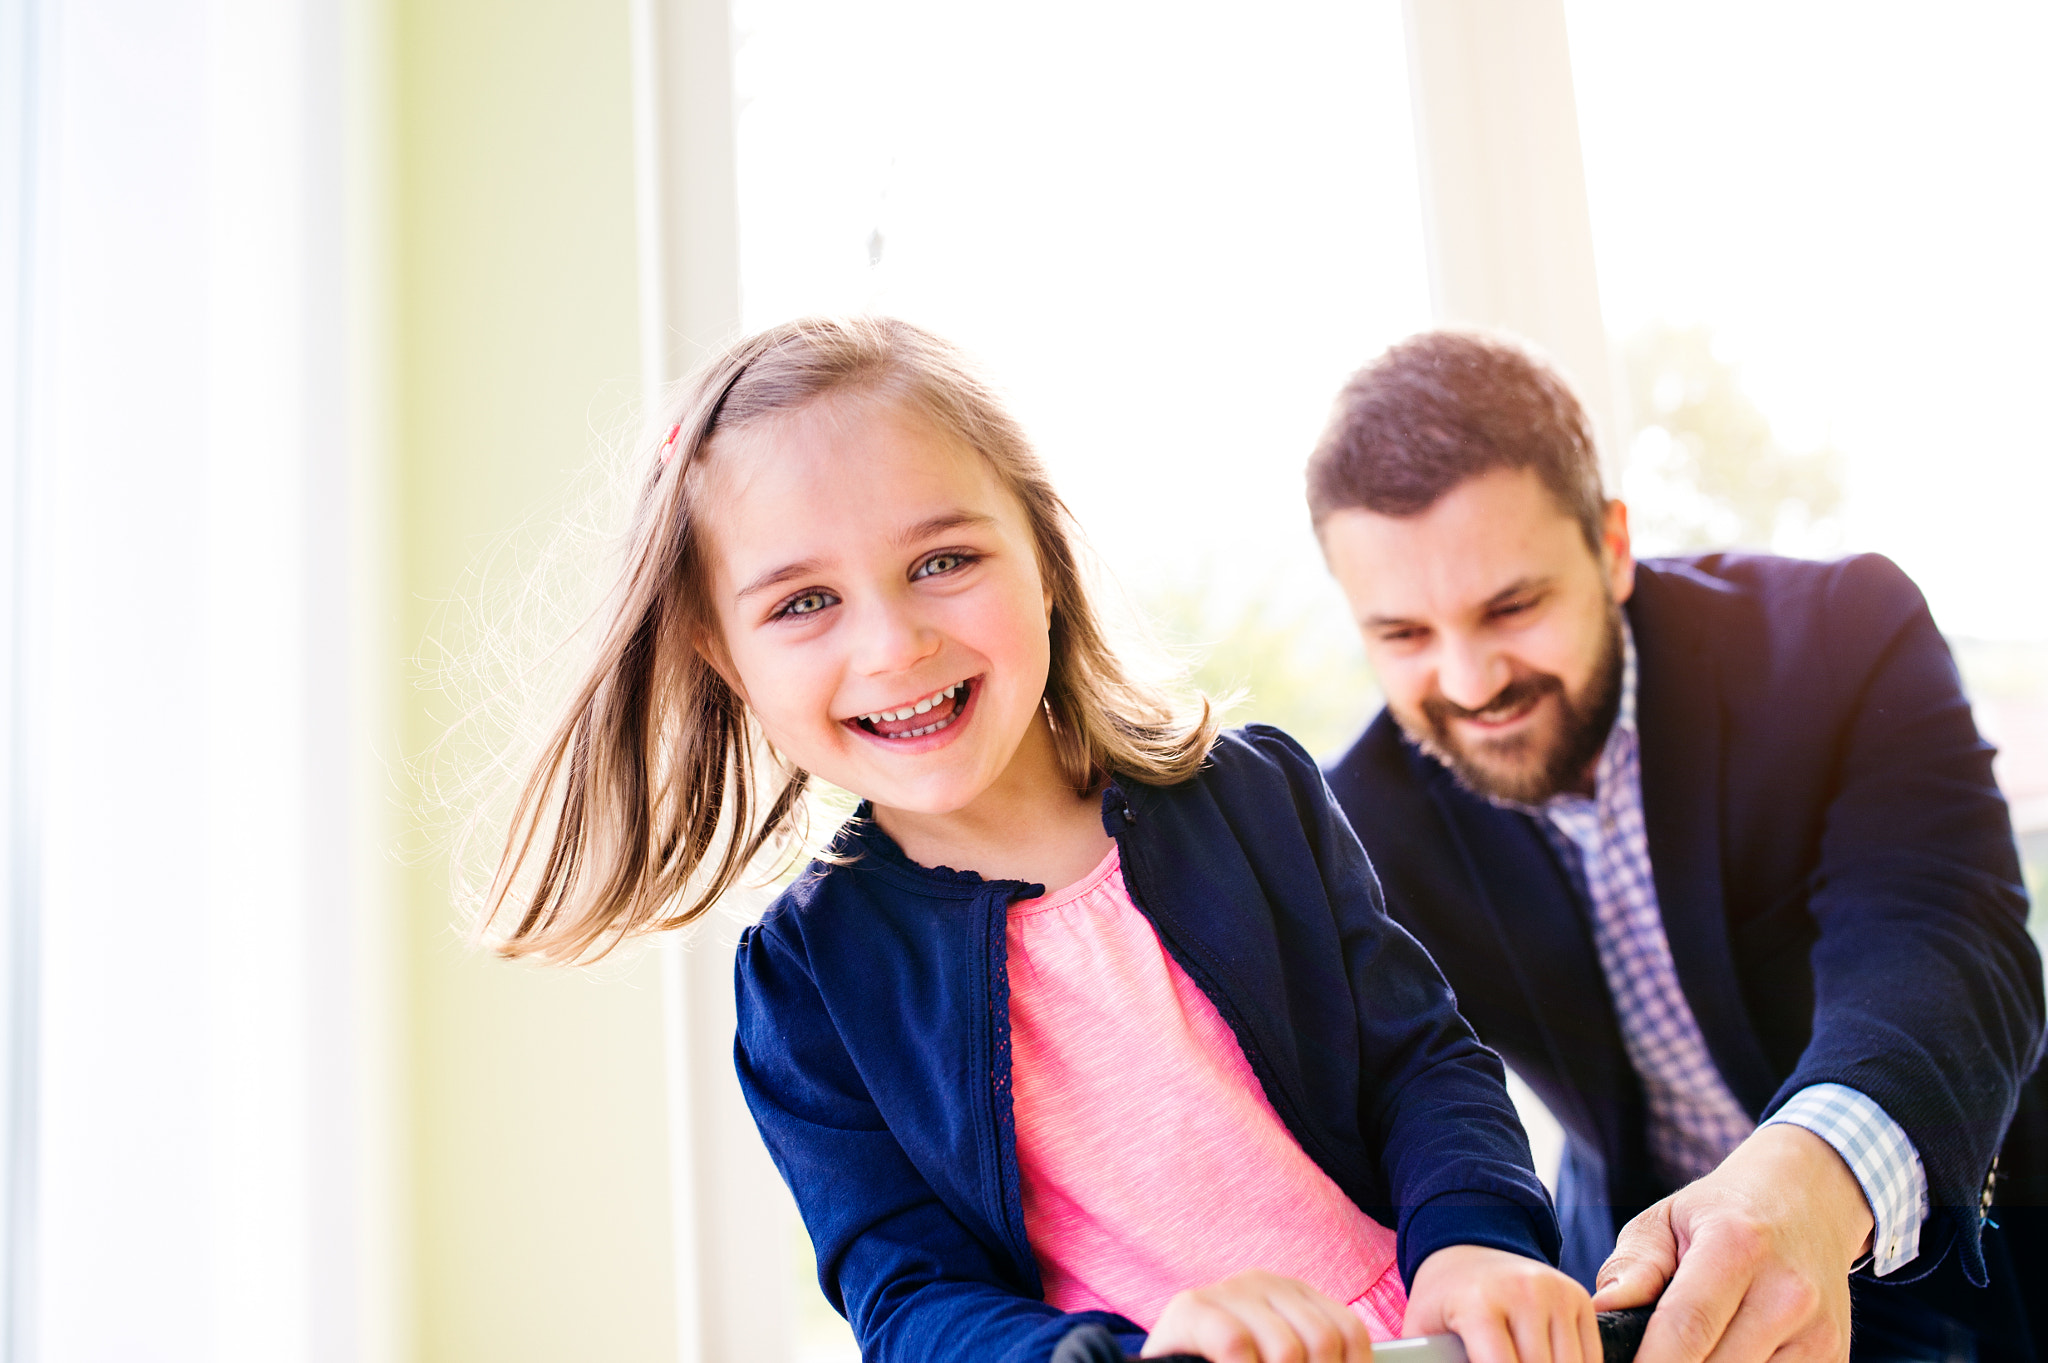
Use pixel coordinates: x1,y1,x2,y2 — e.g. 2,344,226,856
658,422,683,466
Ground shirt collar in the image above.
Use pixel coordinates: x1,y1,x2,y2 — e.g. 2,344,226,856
1613,615,1640,742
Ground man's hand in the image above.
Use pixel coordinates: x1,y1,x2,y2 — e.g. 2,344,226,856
1406,1244,1597,1363
1592,1124,1874,1362
1142,1269,1374,1363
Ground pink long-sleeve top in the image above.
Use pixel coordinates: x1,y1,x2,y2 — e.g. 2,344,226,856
1005,844,1407,1339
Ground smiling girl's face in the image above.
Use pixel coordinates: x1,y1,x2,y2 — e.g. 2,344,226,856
701,393,1060,828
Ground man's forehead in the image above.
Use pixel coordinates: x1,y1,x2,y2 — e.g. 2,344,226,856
1319,468,1594,617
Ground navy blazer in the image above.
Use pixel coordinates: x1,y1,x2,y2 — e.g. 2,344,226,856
735,726,1557,1363
1325,554,2045,1303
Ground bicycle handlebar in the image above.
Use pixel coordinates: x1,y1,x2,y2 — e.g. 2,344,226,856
1050,1306,1653,1363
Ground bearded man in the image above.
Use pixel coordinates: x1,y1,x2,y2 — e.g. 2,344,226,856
1310,330,2043,1363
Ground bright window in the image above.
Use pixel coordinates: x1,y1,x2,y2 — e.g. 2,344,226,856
1566,0,2048,923
729,4,1433,1353
733,0,1428,760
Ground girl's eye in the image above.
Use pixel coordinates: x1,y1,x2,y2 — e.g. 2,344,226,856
913,552,975,580
774,589,837,620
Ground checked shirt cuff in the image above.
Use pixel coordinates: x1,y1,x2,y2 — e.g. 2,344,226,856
1760,1083,1928,1277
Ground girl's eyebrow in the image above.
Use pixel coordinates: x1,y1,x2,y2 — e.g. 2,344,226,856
733,511,998,606
734,558,825,606
894,510,995,547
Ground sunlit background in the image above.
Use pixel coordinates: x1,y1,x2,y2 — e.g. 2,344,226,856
730,5,2048,1356
2,2,2042,1361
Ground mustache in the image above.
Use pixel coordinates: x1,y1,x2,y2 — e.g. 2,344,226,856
1419,673,1565,728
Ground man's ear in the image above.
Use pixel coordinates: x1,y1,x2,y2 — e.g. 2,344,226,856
1602,498,1637,605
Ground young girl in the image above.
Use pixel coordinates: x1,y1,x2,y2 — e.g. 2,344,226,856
484,316,1596,1363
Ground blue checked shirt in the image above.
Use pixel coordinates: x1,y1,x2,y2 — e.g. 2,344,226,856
1528,624,1928,1276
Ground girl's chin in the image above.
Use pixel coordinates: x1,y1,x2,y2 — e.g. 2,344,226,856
856,774,1013,830
868,793,977,823
848,753,1016,822
807,751,995,814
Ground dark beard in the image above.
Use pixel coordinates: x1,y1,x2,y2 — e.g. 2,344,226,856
1401,605,1626,806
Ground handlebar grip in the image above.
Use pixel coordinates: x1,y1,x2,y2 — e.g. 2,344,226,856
1595,1305,1652,1361
1049,1324,1174,1363
1053,1305,1656,1363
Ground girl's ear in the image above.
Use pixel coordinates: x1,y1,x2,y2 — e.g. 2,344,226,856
695,628,747,701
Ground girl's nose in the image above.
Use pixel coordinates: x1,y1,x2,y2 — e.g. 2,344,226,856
850,598,940,676
1435,635,1509,712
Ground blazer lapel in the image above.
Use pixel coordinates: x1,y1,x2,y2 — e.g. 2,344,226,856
1630,569,1779,1115
1421,756,1637,1154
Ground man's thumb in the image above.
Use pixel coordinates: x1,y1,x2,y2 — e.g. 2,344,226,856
1590,1254,1663,1310
1592,1201,1680,1310
1589,1252,1654,1309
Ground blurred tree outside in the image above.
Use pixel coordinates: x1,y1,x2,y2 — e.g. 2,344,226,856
1132,323,1849,759
1619,323,2047,945
1127,326,2045,945
1619,322,1846,556
1141,569,1381,761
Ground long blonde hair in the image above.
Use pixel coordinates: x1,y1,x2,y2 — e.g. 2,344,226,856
482,315,1220,962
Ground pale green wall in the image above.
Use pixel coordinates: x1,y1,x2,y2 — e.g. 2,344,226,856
391,2,679,1360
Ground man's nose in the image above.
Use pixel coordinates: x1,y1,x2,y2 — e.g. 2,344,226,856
851,596,939,676
1435,636,1509,711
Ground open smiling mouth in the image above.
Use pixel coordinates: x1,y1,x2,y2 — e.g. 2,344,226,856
1463,696,1540,728
849,678,975,740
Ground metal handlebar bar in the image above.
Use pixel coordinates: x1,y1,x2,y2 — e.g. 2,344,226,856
1050,1307,1653,1363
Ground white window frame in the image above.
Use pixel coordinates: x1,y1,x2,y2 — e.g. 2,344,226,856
1,0,42,1356
1402,0,1621,458
1,2,395,1359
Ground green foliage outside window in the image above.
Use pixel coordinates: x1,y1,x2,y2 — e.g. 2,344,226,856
1620,322,1846,555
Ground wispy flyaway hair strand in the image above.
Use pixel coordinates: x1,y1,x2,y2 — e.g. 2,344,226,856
480,315,1219,963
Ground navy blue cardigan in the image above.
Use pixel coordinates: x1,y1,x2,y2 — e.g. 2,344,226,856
734,726,1559,1363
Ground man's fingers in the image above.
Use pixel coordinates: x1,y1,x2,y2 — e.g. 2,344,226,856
1593,1203,1680,1311
1636,1292,1737,1363
1589,1259,1666,1313
1596,1129,1869,1363
1631,1220,1759,1363
1697,1261,1841,1363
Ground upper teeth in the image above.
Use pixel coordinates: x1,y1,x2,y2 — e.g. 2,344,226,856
863,682,962,725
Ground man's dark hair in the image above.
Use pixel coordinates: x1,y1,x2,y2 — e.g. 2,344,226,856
1306,329,1607,550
